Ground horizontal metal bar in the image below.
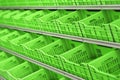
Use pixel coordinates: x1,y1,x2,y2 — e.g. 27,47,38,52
0,46,84,80
0,5,120,10
0,24,120,49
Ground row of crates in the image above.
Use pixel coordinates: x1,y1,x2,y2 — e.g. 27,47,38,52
0,0,120,6
0,27,119,80
0,51,70,80
0,10,120,42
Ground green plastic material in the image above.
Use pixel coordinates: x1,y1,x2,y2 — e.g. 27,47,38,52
0,31,21,48
0,27,120,80
7,62,39,80
0,51,11,61
1,10,120,43
0,0,120,7
22,36,57,57
0,51,70,80
0,56,24,79
22,69,49,80
10,33,38,53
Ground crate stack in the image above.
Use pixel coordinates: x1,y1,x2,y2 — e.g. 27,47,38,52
0,0,120,6
0,1,120,80
0,51,71,80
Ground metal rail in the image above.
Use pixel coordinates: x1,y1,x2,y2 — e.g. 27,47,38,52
0,5,120,10
0,24,120,49
0,46,84,80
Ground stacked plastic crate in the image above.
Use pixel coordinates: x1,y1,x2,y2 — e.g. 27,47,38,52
1,10,120,42
0,0,120,6
0,1,120,80
0,51,70,80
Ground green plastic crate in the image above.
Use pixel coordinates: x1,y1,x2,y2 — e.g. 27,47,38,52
57,44,91,78
12,10,33,27
62,0,75,5
39,40,80,68
44,68,70,80
10,33,38,53
0,31,22,49
23,66,70,80
89,44,114,56
1,27,120,80
98,10,120,41
53,44,114,79
7,62,39,80
80,10,120,41
40,0,55,6
22,69,49,80
40,39,80,56
0,56,24,79
27,0,42,6
22,36,58,59
0,51,71,80
1,10,120,43
2,10,21,25
1,0,120,7
15,0,28,6
75,0,100,5
0,51,11,61
61,44,90,64
110,19,120,42
57,72,70,80
25,10,50,29
0,29,10,37
55,10,96,36
7,0,18,6
101,0,120,5
96,11,120,42
36,10,69,31
0,10,11,23
88,50,120,80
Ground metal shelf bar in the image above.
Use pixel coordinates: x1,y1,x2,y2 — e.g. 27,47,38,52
0,24,120,48
0,46,84,80
0,5,120,10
